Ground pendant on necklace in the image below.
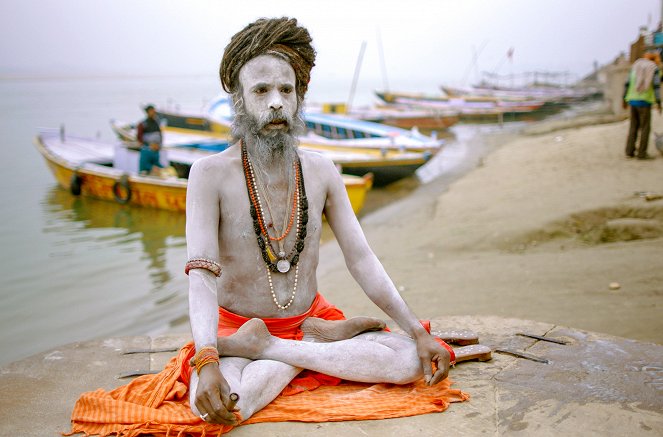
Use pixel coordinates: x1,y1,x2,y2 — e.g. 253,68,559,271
277,259,291,273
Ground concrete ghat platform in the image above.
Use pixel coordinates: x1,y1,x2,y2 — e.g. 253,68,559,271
1,316,661,436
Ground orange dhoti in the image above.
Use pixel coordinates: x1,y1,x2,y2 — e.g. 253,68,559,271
66,293,468,437
181,293,347,394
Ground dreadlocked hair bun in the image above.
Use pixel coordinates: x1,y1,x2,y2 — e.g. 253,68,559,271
220,17,317,98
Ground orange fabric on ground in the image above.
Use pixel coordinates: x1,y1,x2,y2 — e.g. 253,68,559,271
66,294,469,437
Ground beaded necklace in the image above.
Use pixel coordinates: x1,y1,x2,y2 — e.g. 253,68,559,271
252,158,297,267
241,143,309,310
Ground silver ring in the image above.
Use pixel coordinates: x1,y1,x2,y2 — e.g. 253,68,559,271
200,413,209,420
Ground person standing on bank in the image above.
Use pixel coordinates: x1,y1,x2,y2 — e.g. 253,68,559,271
137,104,165,174
624,52,662,160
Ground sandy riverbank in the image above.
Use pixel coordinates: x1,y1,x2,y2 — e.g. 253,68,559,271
317,114,663,345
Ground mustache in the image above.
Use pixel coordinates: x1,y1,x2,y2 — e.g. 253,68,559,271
257,109,293,130
229,92,306,144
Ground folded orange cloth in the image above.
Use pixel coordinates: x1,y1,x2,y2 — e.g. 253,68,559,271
65,294,469,437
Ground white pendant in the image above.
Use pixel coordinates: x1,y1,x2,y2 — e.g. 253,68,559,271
277,259,291,273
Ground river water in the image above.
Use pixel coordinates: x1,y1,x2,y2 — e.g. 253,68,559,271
0,75,541,366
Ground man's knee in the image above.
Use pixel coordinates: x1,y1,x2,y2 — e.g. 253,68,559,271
383,361,422,384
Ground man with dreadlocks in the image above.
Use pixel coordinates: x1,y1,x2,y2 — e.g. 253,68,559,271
64,17,490,436
183,17,490,425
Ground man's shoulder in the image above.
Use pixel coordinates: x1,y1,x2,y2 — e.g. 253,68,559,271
298,148,345,194
190,145,240,174
298,148,335,171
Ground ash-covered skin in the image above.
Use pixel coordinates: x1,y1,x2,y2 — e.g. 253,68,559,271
186,53,451,426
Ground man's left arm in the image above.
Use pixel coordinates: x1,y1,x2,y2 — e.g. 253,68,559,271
322,159,450,385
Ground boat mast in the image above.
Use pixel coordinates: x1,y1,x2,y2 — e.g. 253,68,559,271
461,40,488,86
377,27,390,92
347,40,367,112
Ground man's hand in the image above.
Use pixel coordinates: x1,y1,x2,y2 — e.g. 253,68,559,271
657,103,662,114
622,100,628,110
195,364,239,425
415,334,451,386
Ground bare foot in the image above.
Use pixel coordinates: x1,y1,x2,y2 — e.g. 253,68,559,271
453,344,492,363
301,316,386,342
217,318,272,360
431,329,479,346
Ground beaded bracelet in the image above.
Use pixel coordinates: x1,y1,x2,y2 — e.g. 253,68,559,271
185,258,222,277
190,346,220,375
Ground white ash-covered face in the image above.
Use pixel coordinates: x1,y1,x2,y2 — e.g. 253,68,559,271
238,54,298,136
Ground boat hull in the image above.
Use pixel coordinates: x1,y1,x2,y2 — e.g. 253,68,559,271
343,173,373,214
36,136,188,212
112,122,430,188
156,109,231,135
338,158,428,186
376,114,459,130
35,132,372,214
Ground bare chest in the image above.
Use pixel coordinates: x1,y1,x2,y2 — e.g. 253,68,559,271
218,170,324,261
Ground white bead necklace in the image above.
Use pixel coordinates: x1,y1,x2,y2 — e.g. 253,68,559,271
267,264,299,310
243,146,301,310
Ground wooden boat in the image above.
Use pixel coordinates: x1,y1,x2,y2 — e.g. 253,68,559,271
347,105,460,131
155,108,232,135
204,95,445,155
35,129,189,212
111,119,231,152
327,150,429,186
112,119,432,187
301,112,444,154
35,129,373,215
375,90,546,122
440,84,573,116
440,83,595,103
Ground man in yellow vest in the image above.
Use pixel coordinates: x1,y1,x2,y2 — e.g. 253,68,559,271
623,52,662,160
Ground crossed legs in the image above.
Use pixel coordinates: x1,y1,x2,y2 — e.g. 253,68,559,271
189,356,302,420
188,317,421,421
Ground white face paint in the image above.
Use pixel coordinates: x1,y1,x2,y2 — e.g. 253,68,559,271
238,55,298,135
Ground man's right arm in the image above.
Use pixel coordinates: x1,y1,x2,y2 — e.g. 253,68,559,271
186,159,238,425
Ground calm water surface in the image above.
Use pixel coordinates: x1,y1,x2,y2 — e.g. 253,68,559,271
0,77,220,365
0,75,538,366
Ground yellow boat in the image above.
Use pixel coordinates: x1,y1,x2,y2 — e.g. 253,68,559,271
35,129,372,214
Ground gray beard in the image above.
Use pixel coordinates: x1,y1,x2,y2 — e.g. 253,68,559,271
231,98,306,173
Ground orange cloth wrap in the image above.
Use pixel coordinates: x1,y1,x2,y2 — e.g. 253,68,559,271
181,293,346,392
66,293,469,437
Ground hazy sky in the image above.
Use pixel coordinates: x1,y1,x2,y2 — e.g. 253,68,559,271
1,0,660,94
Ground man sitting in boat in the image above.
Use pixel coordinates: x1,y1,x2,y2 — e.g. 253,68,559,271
137,104,165,175
184,17,490,425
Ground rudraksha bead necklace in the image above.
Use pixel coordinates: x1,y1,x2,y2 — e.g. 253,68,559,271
251,154,298,267
241,143,309,309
